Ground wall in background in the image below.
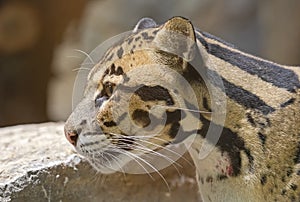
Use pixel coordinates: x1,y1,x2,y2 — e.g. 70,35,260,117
0,0,87,126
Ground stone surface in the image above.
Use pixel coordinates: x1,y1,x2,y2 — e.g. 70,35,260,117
0,122,199,202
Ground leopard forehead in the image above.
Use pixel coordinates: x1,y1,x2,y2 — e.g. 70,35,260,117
88,27,161,85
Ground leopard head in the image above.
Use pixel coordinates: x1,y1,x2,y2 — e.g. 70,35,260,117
64,17,212,174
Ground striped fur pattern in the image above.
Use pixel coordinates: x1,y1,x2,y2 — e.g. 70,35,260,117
65,17,300,201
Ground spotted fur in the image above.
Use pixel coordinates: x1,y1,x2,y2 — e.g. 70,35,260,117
65,17,300,202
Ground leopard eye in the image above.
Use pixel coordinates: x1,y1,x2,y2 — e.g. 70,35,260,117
104,82,115,97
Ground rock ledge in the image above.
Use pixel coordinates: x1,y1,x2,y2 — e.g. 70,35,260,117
0,123,199,202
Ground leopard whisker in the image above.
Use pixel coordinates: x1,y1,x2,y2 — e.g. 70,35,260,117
155,105,212,114
107,146,155,180
91,152,111,169
110,133,170,144
132,139,194,166
134,138,184,157
73,49,95,64
99,152,121,172
120,149,170,191
127,143,182,175
72,67,92,72
124,140,182,168
104,151,126,175
109,132,193,167
81,62,95,66
114,139,184,175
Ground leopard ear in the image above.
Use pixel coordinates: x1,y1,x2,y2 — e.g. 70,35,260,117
133,17,157,33
153,17,196,62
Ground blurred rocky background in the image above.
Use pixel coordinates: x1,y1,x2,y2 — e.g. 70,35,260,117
0,0,300,126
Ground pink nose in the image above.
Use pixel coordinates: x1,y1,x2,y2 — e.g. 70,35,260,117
64,128,78,146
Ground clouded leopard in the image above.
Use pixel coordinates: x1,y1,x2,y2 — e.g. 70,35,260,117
64,17,300,202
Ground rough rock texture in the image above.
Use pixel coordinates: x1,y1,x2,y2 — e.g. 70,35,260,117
0,123,199,202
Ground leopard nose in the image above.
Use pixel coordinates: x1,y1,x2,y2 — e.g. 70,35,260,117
64,128,79,146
